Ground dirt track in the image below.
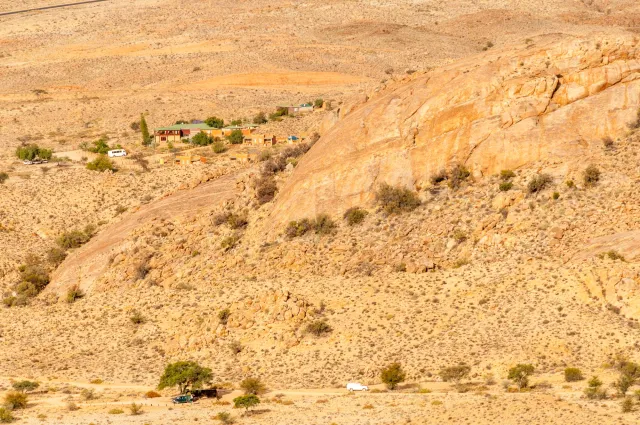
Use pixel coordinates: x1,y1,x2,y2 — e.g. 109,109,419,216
47,170,245,295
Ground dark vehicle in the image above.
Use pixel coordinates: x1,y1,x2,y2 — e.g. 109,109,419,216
192,388,218,399
172,394,194,404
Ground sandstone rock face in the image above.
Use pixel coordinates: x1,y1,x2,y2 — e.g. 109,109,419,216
272,34,640,222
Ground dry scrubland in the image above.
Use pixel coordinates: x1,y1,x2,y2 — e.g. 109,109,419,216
1,0,640,424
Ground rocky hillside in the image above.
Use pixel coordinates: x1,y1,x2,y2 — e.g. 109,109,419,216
273,33,640,222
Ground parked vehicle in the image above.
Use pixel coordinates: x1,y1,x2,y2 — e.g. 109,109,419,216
172,394,195,404
346,383,369,392
108,149,127,158
23,160,33,165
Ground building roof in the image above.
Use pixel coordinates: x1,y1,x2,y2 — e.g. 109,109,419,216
156,123,214,131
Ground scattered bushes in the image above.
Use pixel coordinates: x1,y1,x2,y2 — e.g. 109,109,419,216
507,364,534,389
380,362,406,390
86,155,116,172
343,207,368,226
527,174,552,194
375,183,421,214
285,215,337,238
583,164,601,187
3,392,27,410
564,368,583,382
240,377,266,395
305,320,332,337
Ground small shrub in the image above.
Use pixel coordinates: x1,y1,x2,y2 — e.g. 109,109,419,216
452,230,467,244
212,141,227,154
363,403,374,409
218,308,231,325
233,394,260,412
0,172,8,184
430,169,448,185
221,234,240,251
285,218,313,239
566,180,575,188
583,164,601,187
552,191,560,200
229,340,242,355
253,112,267,125
66,285,84,303
527,174,552,194
86,155,116,172
108,408,124,414
0,408,14,423
507,364,534,389
144,391,160,398
56,229,91,249
216,412,235,424
255,175,277,204
130,310,145,325
448,164,471,189
313,214,337,235
46,247,67,266
622,397,634,413
499,181,513,191
343,207,368,226
306,320,332,337
4,391,27,410
564,368,583,382
12,381,39,393
375,183,421,214
600,250,625,261
381,362,406,390
240,378,266,395
585,376,607,399
440,365,471,383
89,379,103,384
602,137,615,150
80,388,96,400
128,403,143,415
500,170,515,180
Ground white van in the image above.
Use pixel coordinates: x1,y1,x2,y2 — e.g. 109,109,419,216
108,149,127,158
346,383,369,392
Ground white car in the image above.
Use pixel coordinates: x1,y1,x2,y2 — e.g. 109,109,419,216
108,149,127,158
346,383,369,392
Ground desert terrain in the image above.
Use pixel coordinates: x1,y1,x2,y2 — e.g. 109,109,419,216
1,0,640,424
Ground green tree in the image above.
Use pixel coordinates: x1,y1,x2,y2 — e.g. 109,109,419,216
157,361,212,394
205,116,225,129
240,377,266,395
192,132,213,146
88,138,110,154
233,394,260,412
226,130,244,145
16,144,51,161
380,362,406,390
140,114,150,145
508,364,535,389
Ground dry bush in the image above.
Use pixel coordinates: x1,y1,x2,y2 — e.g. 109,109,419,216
448,163,471,189
46,247,67,266
527,174,552,194
430,169,448,185
240,377,266,395
144,391,160,398
285,218,313,239
585,376,607,399
56,229,91,250
564,368,584,382
221,234,240,251
583,164,601,187
128,403,143,416
0,172,8,184
313,214,337,235
216,412,235,424
440,364,471,383
602,137,615,150
66,285,84,304
343,207,368,226
375,183,421,214
3,392,27,410
108,408,124,414
306,320,332,337
218,309,231,325
255,175,277,204
499,181,513,191
500,170,515,180
0,408,14,423
130,310,145,325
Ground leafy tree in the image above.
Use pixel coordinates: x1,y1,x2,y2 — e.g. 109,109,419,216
240,377,266,395
12,381,39,393
140,114,150,145
16,144,52,161
87,138,110,154
380,362,406,390
253,112,267,124
233,394,260,412
205,116,225,129
192,132,213,146
86,155,116,172
226,130,244,145
440,364,471,383
157,361,213,394
508,364,535,389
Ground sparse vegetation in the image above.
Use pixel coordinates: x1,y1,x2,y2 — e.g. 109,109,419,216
240,377,266,395
448,163,471,189
527,174,552,194
622,397,634,413
253,112,267,125
585,376,607,399
214,212,248,229
375,183,421,214
602,137,615,150
499,181,513,191
598,250,626,261
255,175,277,204
66,285,84,303
380,362,406,390
3,392,27,410
430,169,448,185
108,408,124,414
158,361,213,394
500,170,516,180
313,214,337,235
128,403,143,415
221,234,241,251
343,207,368,226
